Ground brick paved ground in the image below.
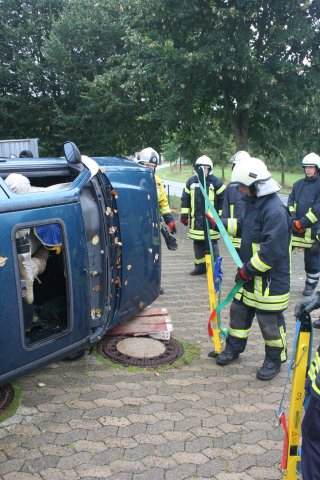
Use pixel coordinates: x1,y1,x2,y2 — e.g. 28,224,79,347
1,214,319,480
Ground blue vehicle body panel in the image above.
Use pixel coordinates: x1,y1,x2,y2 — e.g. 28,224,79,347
94,157,161,328
0,154,160,385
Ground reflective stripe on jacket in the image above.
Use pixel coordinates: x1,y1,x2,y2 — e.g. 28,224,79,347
288,175,320,248
155,173,173,224
181,173,225,241
234,193,291,311
221,184,246,249
309,346,320,400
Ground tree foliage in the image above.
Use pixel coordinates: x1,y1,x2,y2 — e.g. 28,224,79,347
1,0,319,164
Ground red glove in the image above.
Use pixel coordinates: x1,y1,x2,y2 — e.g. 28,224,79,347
293,220,305,234
168,221,176,234
180,215,188,226
205,212,217,229
235,267,250,283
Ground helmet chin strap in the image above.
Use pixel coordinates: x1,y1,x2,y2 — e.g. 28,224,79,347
249,184,257,196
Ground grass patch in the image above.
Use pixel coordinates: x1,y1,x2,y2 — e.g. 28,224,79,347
0,384,21,423
93,338,201,373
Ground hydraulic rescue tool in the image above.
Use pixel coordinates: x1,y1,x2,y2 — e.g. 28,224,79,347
278,313,312,480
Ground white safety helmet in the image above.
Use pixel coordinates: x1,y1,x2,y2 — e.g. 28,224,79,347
302,153,320,169
230,150,251,166
195,155,213,171
137,147,159,166
231,157,271,186
231,157,281,197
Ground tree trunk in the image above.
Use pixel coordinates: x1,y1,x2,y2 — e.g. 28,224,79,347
224,92,249,151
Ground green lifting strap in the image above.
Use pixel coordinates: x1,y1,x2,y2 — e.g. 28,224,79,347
196,169,245,312
196,173,243,269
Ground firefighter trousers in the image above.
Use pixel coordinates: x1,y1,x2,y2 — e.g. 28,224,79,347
193,240,219,265
225,299,287,363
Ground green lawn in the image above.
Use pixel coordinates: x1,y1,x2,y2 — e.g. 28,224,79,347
157,164,303,194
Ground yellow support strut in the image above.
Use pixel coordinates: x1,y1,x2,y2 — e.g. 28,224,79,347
282,315,311,479
205,252,222,355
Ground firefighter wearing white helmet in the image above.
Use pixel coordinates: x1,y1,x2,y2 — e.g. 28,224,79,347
215,157,291,381
220,151,251,251
137,147,159,166
195,155,213,170
180,155,226,275
138,147,176,235
230,150,251,167
288,152,320,299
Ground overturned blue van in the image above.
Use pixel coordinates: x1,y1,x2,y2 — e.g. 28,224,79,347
0,142,161,385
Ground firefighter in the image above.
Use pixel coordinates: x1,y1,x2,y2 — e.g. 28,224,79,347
180,155,226,275
137,147,176,235
216,157,291,381
138,147,176,294
294,294,320,480
221,150,251,251
288,153,320,297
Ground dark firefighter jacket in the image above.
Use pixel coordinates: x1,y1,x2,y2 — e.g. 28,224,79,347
221,184,246,249
234,192,291,311
309,345,320,400
288,175,320,248
181,173,226,241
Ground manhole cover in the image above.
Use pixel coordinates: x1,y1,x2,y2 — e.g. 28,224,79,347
98,336,184,367
0,384,15,413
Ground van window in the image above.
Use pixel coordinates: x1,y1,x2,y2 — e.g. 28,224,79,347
15,223,70,346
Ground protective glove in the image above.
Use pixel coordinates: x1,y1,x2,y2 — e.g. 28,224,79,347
294,291,320,317
293,220,305,235
180,214,188,226
235,266,250,283
204,212,218,230
167,221,177,234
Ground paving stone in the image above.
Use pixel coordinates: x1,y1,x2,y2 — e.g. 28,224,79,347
225,453,257,473
99,415,131,427
22,455,60,474
246,466,282,479
165,464,197,480
142,455,177,469
133,432,167,445
133,468,165,480
1,458,25,475
172,451,209,465
146,419,175,434
56,451,92,469
107,459,146,474
39,467,80,479
215,473,254,480
4,473,42,480
0,222,309,480
75,464,112,478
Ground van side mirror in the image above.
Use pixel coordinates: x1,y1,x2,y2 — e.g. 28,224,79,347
63,142,82,165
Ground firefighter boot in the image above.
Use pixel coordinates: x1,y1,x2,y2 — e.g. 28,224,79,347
256,357,281,381
189,264,206,276
313,319,320,329
302,283,317,296
216,349,239,366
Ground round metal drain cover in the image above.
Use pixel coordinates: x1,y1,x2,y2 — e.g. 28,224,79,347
0,383,15,413
98,336,184,367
